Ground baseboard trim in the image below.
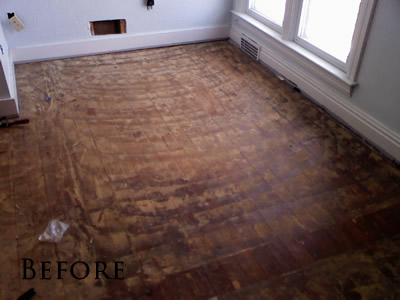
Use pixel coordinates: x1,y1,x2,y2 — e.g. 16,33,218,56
230,27,400,162
11,26,231,64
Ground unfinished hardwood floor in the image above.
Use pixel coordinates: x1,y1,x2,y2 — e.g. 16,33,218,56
1,41,400,299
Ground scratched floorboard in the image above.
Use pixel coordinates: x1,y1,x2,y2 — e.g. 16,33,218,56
0,41,400,299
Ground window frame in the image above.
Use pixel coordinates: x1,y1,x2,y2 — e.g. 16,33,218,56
246,0,376,79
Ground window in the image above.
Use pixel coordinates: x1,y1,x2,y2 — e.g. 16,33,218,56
247,0,374,73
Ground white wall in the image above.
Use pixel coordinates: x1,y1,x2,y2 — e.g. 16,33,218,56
1,0,232,62
350,0,400,135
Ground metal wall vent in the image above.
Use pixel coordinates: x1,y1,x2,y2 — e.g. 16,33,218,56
240,35,260,61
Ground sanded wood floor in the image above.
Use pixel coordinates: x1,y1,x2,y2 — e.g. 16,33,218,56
1,41,400,299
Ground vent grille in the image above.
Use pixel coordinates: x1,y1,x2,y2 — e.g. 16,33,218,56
240,35,260,61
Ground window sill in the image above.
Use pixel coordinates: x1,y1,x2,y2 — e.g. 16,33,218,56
231,11,357,96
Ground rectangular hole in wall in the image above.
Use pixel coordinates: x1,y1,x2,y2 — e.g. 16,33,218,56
90,19,126,36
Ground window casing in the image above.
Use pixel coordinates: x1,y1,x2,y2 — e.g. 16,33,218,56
246,0,375,76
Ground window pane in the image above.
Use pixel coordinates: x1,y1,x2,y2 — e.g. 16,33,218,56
298,0,361,62
253,0,287,26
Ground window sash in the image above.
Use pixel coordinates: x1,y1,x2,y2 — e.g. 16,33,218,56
247,0,285,33
295,36,347,70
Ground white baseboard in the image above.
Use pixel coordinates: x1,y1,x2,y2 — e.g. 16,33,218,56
11,26,230,64
230,26,400,162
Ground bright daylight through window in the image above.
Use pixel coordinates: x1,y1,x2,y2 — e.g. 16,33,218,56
248,0,364,70
253,0,286,27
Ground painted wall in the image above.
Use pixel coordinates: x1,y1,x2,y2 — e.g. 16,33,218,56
351,0,400,135
0,0,233,49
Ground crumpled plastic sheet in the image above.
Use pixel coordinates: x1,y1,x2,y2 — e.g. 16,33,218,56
38,219,70,243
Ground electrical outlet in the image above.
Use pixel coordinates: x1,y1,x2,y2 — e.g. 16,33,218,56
9,15,25,32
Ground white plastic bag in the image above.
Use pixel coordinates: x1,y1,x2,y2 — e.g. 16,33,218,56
38,219,70,243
